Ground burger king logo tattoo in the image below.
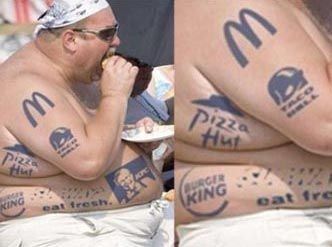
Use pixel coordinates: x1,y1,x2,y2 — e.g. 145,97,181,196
179,169,229,217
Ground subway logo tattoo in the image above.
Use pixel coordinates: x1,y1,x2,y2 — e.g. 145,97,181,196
268,67,319,117
224,8,277,68
180,169,229,217
105,156,156,204
189,95,249,149
2,144,38,177
49,127,79,158
0,191,26,218
22,92,55,128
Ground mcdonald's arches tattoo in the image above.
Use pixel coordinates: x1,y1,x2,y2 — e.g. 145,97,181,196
179,169,229,217
224,8,277,68
268,67,319,117
22,92,55,128
49,127,79,158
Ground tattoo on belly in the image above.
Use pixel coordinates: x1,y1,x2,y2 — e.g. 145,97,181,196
49,127,80,158
22,91,55,128
234,167,332,207
0,190,26,218
189,95,249,149
31,186,106,201
37,186,111,213
268,67,319,117
105,156,156,205
1,144,38,177
179,169,229,217
236,167,327,189
224,8,277,68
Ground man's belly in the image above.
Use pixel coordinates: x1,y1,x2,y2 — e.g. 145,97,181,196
175,143,332,226
0,143,163,222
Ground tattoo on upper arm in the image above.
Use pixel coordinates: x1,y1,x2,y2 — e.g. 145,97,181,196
1,144,38,177
179,169,228,217
105,156,156,204
267,67,319,117
0,190,26,218
189,95,249,149
22,92,55,128
49,127,79,158
224,8,277,68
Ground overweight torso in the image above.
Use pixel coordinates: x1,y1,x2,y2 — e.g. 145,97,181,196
0,44,163,222
176,0,332,225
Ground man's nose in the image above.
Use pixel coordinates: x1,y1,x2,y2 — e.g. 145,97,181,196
111,35,120,47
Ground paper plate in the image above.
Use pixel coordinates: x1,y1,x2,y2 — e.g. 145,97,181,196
121,125,174,143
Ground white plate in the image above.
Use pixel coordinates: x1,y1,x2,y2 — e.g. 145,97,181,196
121,125,174,143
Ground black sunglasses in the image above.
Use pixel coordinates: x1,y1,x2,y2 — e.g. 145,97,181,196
72,24,119,42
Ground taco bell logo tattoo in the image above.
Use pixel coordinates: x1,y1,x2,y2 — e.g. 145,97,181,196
268,67,319,118
49,127,79,158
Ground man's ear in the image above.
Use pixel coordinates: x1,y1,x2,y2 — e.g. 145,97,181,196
62,30,78,52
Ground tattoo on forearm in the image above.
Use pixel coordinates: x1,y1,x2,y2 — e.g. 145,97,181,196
105,156,156,204
0,191,26,218
49,127,79,158
268,67,319,117
22,92,55,128
1,144,38,177
189,95,249,149
179,169,229,217
224,8,277,68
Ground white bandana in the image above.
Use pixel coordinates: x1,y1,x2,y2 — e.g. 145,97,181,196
34,0,109,36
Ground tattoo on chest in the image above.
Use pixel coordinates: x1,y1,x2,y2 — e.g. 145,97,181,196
49,127,79,158
268,67,319,117
224,8,277,68
189,95,249,149
0,190,26,218
22,92,55,128
179,169,228,217
105,156,156,205
1,144,38,177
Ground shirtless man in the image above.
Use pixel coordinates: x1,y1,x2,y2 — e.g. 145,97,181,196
176,0,332,246
0,1,165,246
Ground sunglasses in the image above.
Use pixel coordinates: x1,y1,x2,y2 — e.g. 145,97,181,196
72,24,119,42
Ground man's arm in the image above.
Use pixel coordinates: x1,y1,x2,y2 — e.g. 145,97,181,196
6,56,138,181
177,0,332,155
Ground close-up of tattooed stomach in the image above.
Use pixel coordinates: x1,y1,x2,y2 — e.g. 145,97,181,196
175,0,332,226
0,94,163,222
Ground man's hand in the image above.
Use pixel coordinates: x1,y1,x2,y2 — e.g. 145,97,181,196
101,55,139,98
135,117,155,133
